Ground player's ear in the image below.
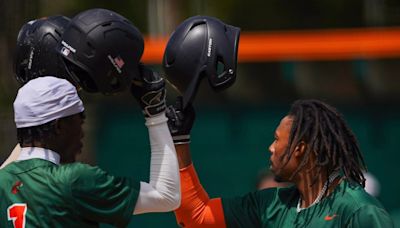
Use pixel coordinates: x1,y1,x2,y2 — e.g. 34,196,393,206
294,141,306,157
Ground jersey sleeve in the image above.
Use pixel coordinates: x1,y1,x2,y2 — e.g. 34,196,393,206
67,163,140,227
175,164,227,228
346,205,394,228
221,188,278,228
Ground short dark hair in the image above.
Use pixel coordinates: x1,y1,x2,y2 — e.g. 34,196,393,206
283,99,366,187
17,120,58,146
17,112,85,146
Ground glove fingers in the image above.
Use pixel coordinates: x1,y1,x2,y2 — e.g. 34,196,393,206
174,96,184,110
131,63,166,117
138,63,157,82
166,105,178,120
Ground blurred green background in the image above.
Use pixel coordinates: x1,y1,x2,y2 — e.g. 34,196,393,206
1,0,400,227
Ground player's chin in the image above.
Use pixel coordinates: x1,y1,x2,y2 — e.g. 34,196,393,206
270,165,285,182
270,167,279,177
274,173,286,183
269,160,276,172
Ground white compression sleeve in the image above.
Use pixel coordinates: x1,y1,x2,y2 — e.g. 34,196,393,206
133,113,181,214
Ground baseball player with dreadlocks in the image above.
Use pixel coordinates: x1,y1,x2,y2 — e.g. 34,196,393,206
162,16,393,227
168,99,394,227
1,9,181,227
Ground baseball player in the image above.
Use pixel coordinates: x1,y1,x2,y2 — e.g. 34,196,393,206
162,16,393,227
1,15,72,169
167,99,394,227
1,8,181,227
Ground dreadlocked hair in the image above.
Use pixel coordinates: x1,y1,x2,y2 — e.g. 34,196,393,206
17,120,57,146
282,99,366,187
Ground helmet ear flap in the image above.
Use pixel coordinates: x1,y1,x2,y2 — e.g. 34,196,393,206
208,23,240,91
207,56,230,91
62,59,97,92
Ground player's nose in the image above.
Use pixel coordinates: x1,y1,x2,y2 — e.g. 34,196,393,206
268,144,274,154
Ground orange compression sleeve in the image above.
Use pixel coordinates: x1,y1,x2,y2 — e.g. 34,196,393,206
174,164,227,228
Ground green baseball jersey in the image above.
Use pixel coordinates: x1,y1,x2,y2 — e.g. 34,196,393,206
222,180,393,227
0,159,140,228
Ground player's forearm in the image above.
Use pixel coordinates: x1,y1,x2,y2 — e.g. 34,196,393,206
175,164,227,228
0,144,21,169
133,113,181,214
176,143,192,168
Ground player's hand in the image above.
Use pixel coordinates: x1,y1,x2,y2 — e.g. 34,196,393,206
130,64,166,117
166,96,195,144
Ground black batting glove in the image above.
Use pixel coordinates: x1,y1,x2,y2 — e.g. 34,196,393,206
130,64,166,117
166,96,195,144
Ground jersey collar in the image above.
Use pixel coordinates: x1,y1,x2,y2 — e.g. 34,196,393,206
17,147,60,165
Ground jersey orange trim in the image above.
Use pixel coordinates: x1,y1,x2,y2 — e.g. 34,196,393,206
174,164,226,228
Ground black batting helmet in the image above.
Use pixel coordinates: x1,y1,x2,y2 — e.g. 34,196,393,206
163,15,240,108
58,8,144,94
14,15,71,85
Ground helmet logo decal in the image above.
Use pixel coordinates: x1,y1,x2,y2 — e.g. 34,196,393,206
27,48,34,70
107,55,125,74
61,40,76,53
61,47,70,57
207,38,213,57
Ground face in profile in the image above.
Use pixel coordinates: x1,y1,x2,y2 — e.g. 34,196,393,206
268,115,299,182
